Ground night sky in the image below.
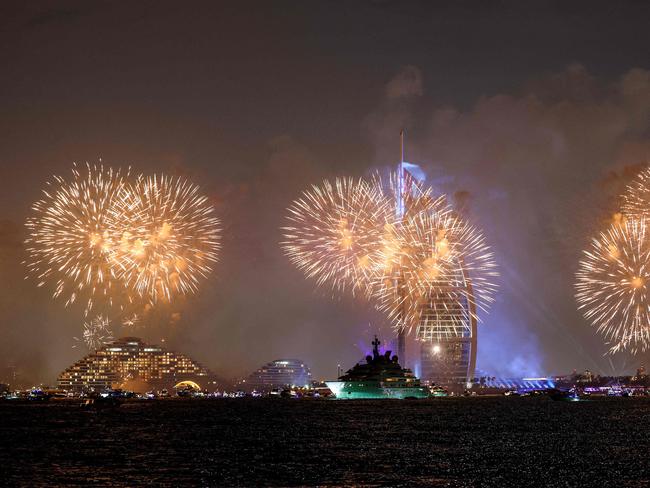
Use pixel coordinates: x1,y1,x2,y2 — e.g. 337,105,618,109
1,1,650,385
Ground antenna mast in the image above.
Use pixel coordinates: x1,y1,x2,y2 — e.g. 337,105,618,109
397,129,407,363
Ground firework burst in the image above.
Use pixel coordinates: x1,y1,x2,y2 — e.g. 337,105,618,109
108,174,220,303
576,218,650,354
282,177,394,295
25,163,128,315
74,314,114,351
282,169,498,337
373,205,498,337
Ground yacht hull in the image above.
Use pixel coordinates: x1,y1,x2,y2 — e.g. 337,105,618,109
326,381,430,400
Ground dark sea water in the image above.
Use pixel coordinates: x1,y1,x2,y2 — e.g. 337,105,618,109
1,396,649,487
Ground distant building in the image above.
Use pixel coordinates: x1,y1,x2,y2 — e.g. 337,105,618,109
479,376,555,390
244,359,311,391
57,337,216,392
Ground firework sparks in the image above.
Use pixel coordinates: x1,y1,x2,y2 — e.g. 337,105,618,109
282,177,394,295
373,204,498,337
26,164,221,314
25,163,128,315
108,174,220,303
576,218,650,354
74,314,114,351
121,313,140,328
622,167,650,218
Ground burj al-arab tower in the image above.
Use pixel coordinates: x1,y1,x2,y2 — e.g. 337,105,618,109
395,131,477,388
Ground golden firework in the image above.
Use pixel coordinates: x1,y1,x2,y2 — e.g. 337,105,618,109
282,170,499,338
282,177,394,295
25,163,128,315
108,174,220,303
576,218,650,354
373,203,498,337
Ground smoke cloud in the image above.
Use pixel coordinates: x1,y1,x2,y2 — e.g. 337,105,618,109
367,64,650,376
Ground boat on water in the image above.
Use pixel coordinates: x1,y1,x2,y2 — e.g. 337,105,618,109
429,385,449,397
547,388,584,402
81,391,122,410
326,336,430,400
28,389,52,402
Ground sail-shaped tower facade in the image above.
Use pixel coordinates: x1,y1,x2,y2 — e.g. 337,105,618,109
414,269,477,387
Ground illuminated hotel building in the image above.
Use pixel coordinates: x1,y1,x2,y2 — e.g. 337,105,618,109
244,359,312,391
57,337,214,392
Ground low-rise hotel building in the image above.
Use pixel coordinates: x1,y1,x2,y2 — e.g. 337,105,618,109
58,337,215,392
